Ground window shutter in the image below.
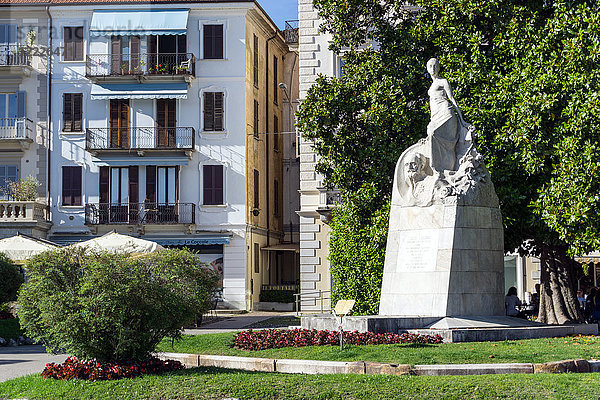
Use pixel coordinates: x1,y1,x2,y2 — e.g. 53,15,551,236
273,115,279,150
61,167,70,205
74,27,83,61
129,166,138,204
72,166,82,206
253,100,259,137
64,27,72,61
63,94,72,132
215,25,223,59
214,92,224,131
146,165,156,203
204,92,214,131
177,34,186,55
214,165,223,205
253,35,259,86
99,166,109,204
204,25,213,59
253,169,259,209
273,56,278,104
15,91,25,118
203,165,213,205
274,179,279,216
130,36,140,71
73,94,82,132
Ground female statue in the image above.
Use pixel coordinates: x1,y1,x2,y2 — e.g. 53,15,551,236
426,58,468,172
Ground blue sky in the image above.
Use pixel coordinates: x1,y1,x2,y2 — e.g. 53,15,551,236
257,0,298,30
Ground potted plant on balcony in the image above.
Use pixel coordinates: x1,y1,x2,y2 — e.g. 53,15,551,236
2,177,39,201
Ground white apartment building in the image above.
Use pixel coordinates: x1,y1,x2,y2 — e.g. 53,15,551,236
0,0,297,310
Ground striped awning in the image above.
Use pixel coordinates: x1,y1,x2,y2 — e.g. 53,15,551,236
90,9,189,37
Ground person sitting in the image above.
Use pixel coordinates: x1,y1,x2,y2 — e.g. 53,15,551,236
585,288,600,323
505,286,526,318
530,283,540,316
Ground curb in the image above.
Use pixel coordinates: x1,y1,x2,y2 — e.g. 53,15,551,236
154,353,600,377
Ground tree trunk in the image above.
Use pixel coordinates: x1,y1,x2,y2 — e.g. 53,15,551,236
537,243,583,324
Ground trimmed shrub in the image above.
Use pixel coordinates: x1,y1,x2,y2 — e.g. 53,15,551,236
42,356,183,381
18,247,220,362
234,329,443,350
259,290,295,303
0,253,23,303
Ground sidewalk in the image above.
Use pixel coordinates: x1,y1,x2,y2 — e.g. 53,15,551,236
0,345,66,383
183,311,295,335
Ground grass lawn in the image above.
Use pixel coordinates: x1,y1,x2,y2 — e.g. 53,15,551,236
0,318,22,340
2,367,600,399
156,332,600,365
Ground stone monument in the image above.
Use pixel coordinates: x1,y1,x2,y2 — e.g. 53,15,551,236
378,58,505,317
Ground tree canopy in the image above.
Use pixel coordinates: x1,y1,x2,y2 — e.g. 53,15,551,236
298,0,600,320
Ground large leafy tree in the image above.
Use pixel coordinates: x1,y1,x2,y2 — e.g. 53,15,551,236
298,0,600,322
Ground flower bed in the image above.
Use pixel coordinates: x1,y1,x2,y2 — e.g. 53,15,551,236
41,356,183,381
234,329,443,351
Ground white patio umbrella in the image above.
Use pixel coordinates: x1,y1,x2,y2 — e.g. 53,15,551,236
0,234,59,262
71,231,164,254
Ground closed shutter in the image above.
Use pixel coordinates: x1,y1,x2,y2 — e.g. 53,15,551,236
130,36,140,72
156,99,176,147
253,35,259,86
273,115,279,150
204,25,223,59
253,169,259,209
99,166,109,204
146,165,156,203
111,36,121,74
63,94,72,132
74,27,83,61
73,93,82,132
273,56,278,104
274,179,279,216
62,166,82,206
203,165,223,205
129,166,138,204
15,91,25,118
64,27,72,61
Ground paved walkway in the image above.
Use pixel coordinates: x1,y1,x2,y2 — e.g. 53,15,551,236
183,311,295,335
0,345,66,383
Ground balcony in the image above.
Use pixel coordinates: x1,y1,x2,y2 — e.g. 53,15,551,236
0,45,32,78
316,187,341,222
284,20,299,46
86,127,195,154
86,53,195,82
0,201,52,237
0,118,34,151
85,202,195,225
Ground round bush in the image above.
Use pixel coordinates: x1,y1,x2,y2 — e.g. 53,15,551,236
18,247,220,362
0,252,23,303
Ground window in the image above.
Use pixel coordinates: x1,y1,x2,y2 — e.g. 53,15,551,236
253,169,259,210
253,99,259,138
203,92,224,131
62,166,82,206
254,242,260,273
203,24,223,59
64,26,83,61
156,99,176,147
338,56,346,77
110,36,140,75
63,93,83,132
253,34,259,87
273,55,278,104
273,115,279,151
203,165,224,205
0,165,17,200
273,179,279,217
109,99,129,147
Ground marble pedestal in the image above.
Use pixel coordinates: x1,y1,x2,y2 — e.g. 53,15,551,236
378,204,505,316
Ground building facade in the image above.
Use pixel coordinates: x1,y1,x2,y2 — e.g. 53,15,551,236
0,4,51,239
0,0,297,310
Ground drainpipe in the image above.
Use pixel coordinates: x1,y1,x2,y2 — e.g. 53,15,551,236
265,33,276,285
45,5,52,212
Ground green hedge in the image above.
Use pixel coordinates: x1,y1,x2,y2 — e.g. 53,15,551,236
259,290,295,303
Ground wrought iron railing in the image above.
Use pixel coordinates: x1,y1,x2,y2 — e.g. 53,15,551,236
0,45,31,66
0,118,33,140
284,20,299,45
86,53,195,77
85,202,195,225
86,127,195,151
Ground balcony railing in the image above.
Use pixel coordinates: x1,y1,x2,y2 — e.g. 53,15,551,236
0,45,31,67
0,201,48,223
86,127,195,151
284,20,299,45
86,53,195,78
85,202,195,225
0,118,34,140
